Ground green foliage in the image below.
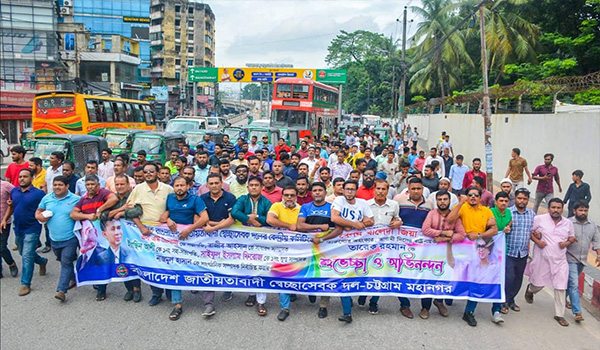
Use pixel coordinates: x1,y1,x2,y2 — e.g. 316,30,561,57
241,84,261,100
573,88,600,104
412,95,427,103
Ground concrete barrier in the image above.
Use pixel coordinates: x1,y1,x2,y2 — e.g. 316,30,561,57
407,112,600,223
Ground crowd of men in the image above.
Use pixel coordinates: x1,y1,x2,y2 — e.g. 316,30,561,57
1,127,598,326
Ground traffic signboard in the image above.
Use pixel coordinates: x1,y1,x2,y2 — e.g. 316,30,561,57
188,67,218,82
316,69,347,84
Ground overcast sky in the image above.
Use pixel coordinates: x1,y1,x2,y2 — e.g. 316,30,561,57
210,0,420,69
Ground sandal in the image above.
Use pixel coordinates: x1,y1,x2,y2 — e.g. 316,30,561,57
95,291,106,301
554,316,569,327
510,304,521,312
500,304,509,314
257,303,267,316
169,307,183,321
574,313,584,322
245,295,257,307
566,300,572,309
524,284,534,304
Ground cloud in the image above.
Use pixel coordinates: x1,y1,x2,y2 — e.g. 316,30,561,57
211,0,417,68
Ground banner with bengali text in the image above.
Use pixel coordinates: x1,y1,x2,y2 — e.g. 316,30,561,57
74,220,505,302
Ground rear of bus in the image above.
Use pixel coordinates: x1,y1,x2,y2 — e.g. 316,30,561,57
33,91,82,137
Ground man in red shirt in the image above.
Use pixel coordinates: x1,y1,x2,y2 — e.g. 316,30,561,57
274,138,291,161
462,157,487,190
5,146,29,187
356,169,376,200
295,176,313,205
261,171,283,204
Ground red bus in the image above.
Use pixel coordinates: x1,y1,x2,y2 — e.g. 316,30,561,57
271,78,339,141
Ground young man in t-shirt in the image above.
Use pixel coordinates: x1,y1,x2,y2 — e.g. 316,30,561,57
331,180,375,323
297,182,342,319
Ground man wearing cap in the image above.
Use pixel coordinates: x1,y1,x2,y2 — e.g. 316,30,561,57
500,178,515,207
428,177,458,209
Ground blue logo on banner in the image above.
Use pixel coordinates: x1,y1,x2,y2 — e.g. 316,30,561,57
233,69,245,81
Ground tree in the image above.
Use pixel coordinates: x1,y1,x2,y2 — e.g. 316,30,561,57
241,84,261,100
325,30,395,68
409,0,473,101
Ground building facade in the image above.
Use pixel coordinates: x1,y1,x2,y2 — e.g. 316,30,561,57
0,0,60,143
149,0,215,115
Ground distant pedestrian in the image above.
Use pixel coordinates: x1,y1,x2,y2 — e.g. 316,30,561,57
532,153,562,213
563,170,591,217
504,148,532,192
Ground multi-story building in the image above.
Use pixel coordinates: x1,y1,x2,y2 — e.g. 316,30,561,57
58,0,151,98
149,0,215,115
0,0,60,143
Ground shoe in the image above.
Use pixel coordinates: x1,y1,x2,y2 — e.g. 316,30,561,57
96,290,106,301
9,264,18,277
133,290,142,302
492,311,504,324
338,314,352,323
41,246,51,253
124,291,134,301
357,296,367,307
68,280,76,290
148,295,162,306
400,306,414,319
524,284,534,304
368,303,379,315
290,294,297,302
245,295,257,307
433,300,449,317
318,307,328,318
419,308,429,319
277,309,290,321
221,291,233,302
202,305,216,317
39,260,47,276
18,286,31,296
462,312,477,327
308,295,317,303
55,291,66,302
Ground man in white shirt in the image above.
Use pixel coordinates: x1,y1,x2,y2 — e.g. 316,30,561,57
98,149,115,179
428,177,458,209
423,147,445,178
439,135,454,157
300,146,319,174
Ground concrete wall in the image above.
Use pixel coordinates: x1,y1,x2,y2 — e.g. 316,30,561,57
407,112,600,222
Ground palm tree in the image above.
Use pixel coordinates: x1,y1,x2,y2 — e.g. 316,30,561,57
464,0,540,83
409,0,474,101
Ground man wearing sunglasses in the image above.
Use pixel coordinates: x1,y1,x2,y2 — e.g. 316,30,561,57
448,186,498,327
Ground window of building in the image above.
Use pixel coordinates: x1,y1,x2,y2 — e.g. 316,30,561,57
175,59,181,66
175,45,180,52
205,35,212,45
188,34,194,40
175,32,181,39
188,7,194,14
187,46,194,53
175,19,180,26
175,5,181,12
205,23,212,32
188,20,194,27
151,18,162,26
188,60,194,66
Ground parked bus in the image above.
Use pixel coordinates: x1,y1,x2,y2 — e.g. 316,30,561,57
32,91,156,137
271,78,339,141
361,114,381,127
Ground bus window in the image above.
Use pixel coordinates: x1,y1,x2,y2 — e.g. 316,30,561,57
126,104,137,122
133,104,144,122
292,85,309,99
111,102,121,122
93,100,106,122
289,110,308,127
142,105,154,125
103,101,114,122
272,110,288,125
276,84,292,98
86,100,97,122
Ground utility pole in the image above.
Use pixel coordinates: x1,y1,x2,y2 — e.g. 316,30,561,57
398,5,408,130
479,5,493,190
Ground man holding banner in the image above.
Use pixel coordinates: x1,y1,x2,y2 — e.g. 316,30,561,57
331,180,374,323
161,176,209,321
447,186,498,327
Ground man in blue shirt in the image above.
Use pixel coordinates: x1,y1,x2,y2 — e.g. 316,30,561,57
35,176,80,302
201,134,216,156
1,168,48,296
449,155,469,194
75,160,106,196
504,188,535,313
161,176,208,321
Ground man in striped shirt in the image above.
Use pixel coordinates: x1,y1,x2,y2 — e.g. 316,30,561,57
504,188,535,313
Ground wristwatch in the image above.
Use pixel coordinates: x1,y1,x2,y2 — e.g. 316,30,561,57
477,233,482,239
319,238,324,243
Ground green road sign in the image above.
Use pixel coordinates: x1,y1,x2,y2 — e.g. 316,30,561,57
316,69,347,84
188,67,218,82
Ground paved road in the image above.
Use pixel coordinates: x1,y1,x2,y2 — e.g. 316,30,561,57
1,249,599,350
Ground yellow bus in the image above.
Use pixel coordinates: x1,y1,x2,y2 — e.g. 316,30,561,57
33,91,156,137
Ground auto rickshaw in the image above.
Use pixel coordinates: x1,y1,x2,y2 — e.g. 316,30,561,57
130,131,184,164
279,127,300,148
185,130,224,149
33,134,108,175
374,127,391,144
20,128,36,151
223,126,248,141
102,129,149,156
246,126,280,146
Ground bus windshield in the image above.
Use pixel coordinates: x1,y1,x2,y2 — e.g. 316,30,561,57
132,137,162,154
105,133,128,149
36,97,74,109
166,120,199,132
